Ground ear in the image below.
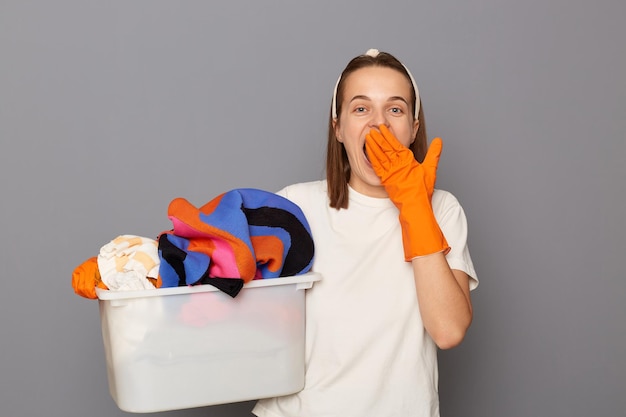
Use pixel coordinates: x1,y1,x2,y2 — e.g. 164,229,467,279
410,119,419,144
333,118,342,142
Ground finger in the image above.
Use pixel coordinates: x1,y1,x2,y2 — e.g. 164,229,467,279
378,125,405,152
365,129,387,155
365,132,388,166
367,128,385,147
422,137,443,170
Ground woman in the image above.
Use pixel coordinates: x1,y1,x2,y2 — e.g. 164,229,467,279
253,49,478,417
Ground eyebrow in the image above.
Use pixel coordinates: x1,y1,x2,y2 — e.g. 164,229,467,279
349,95,410,105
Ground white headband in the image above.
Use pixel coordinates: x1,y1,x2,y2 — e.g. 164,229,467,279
331,49,420,119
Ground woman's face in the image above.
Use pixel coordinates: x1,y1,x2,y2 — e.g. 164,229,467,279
334,66,419,198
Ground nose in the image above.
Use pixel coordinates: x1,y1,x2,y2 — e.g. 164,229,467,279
368,108,389,130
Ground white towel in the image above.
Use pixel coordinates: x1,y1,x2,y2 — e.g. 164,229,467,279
97,235,159,291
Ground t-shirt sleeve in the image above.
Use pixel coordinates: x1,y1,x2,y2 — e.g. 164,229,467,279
274,181,326,209
433,190,479,290
275,186,288,199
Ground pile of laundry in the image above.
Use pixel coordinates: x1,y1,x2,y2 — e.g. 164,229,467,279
72,188,315,299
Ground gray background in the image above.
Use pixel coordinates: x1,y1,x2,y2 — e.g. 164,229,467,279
1,1,624,416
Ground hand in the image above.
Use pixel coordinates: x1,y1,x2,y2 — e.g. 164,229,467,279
365,125,450,260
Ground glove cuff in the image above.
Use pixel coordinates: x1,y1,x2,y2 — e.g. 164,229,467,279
399,205,450,261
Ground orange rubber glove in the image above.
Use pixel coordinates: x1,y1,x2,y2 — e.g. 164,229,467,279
72,257,108,299
365,125,450,260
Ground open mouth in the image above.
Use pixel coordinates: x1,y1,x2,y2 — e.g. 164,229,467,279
363,144,370,162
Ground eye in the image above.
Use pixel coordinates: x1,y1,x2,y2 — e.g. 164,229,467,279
354,106,367,113
389,106,403,114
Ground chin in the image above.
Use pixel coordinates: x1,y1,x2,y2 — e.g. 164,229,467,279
366,176,383,188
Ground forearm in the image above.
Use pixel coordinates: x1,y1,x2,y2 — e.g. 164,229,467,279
412,252,473,349
366,125,474,347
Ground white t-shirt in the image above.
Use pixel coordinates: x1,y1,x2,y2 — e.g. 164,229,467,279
253,180,478,417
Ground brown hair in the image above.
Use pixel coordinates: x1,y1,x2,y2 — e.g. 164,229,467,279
326,51,427,209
